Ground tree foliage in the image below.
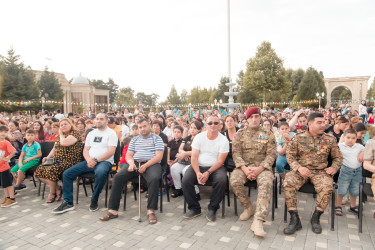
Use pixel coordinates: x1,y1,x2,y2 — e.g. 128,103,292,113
166,85,181,105
331,86,352,100
0,48,39,100
180,89,188,104
136,92,159,106
285,68,304,100
37,67,64,100
90,78,119,103
214,77,229,103
115,86,136,105
295,67,327,107
243,41,287,103
367,78,375,99
236,70,259,103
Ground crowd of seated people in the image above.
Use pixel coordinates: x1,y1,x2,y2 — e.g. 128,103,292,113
1,103,375,237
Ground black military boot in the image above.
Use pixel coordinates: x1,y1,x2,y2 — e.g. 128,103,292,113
283,210,302,235
310,209,324,234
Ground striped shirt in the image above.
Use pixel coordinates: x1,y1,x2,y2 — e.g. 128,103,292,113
128,133,164,161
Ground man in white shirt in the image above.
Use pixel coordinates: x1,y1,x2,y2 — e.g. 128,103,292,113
53,113,118,214
182,115,229,222
54,109,64,120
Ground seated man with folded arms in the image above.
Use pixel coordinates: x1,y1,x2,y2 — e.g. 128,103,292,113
99,118,164,224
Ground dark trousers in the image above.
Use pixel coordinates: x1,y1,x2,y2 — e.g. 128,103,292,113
108,163,162,211
182,166,227,212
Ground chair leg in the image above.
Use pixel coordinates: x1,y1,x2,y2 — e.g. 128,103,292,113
38,179,42,196
234,194,238,216
82,178,88,197
165,175,170,202
123,185,127,211
279,176,282,195
274,177,278,209
284,202,287,223
331,189,335,231
42,183,46,200
76,177,80,204
160,178,163,213
359,183,363,233
32,175,37,188
272,179,275,221
183,196,186,214
90,182,94,193
222,195,225,218
105,179,108,208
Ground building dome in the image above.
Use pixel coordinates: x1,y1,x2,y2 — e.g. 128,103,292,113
72,73,89,84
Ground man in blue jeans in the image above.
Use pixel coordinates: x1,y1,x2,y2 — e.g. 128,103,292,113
52,113,118,214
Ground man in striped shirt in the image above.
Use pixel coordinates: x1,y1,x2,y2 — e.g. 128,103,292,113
99,118,164,224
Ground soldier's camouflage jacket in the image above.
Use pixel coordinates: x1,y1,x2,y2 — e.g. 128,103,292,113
286,130,343,172
232,127,276,171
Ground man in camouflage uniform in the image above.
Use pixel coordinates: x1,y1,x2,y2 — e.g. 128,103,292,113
230,107,276,237
283,112,342,235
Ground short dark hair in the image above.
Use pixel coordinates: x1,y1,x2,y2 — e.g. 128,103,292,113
0,125,9,132
307,112,324,123
353,122,366,132
344,128,357,136
337,116,349,124
279,122,289,128
152,120,162,128
174,125,184,133
26,129,36,134
137,118,148,125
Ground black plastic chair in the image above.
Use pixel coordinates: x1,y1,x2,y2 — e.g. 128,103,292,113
232,162,278,221
183,174,229,218
123,164,170,213
358,167,373,233
283,181,336,231
76,141,122,207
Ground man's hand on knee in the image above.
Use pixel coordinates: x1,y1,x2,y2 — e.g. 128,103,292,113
298,167,311,177
324,167,336,176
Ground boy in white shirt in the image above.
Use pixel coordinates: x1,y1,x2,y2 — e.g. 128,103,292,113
336,129,364,216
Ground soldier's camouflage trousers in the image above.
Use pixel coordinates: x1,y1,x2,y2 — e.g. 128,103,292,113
229,168,273,221
283,169,333,210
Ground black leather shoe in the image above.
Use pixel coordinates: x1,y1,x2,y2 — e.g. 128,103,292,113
183,210,201,220
283,210,302,235
310,209,323,234
206,209,216,222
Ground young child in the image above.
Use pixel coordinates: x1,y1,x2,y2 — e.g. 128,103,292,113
119,136,132,169
11,129,42,191
0,125,18,207
335,129,364,216
167,126,184,167
275,122,295,179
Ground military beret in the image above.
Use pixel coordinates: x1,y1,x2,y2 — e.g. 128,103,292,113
246,107,261,119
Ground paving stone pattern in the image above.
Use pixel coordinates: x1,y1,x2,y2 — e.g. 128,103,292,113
1,182,375,250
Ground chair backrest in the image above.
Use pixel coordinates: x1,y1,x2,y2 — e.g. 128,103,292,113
362,165,373,178
114,141,121,165
39,141,55,162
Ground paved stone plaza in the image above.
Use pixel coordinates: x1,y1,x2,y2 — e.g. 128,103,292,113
1,182,375,250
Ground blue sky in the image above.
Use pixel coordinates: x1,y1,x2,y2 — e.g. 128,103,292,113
1,0,374,102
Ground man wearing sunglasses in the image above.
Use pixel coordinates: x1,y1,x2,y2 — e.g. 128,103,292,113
230,107,276,238
182,115,229,222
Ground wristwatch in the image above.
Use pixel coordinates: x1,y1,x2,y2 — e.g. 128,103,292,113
207,170,212,175
94,158,99,164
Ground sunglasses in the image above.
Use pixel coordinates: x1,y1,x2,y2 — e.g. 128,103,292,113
207,122,219,126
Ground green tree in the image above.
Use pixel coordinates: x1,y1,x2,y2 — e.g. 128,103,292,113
0,48,39,100
37,67,64,100
243,41,287,103
331,86,352,100
115,86,136,105
285,68,304,100
166,85,181,105
367,78,375,99
90,78,119,103
188,87,200,104
236,70,259,103
180,89,188,104
214,77,229,103
295,67,327,107
136,92,159,106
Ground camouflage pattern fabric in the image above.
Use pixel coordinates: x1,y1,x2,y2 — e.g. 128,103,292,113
232,127,276,171
283,169,333,210
286,131,343,172
230,127,276,221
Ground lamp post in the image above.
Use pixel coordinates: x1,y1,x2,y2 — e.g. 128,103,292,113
316,92,325,109
41,97,45,113
219,99,222,111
